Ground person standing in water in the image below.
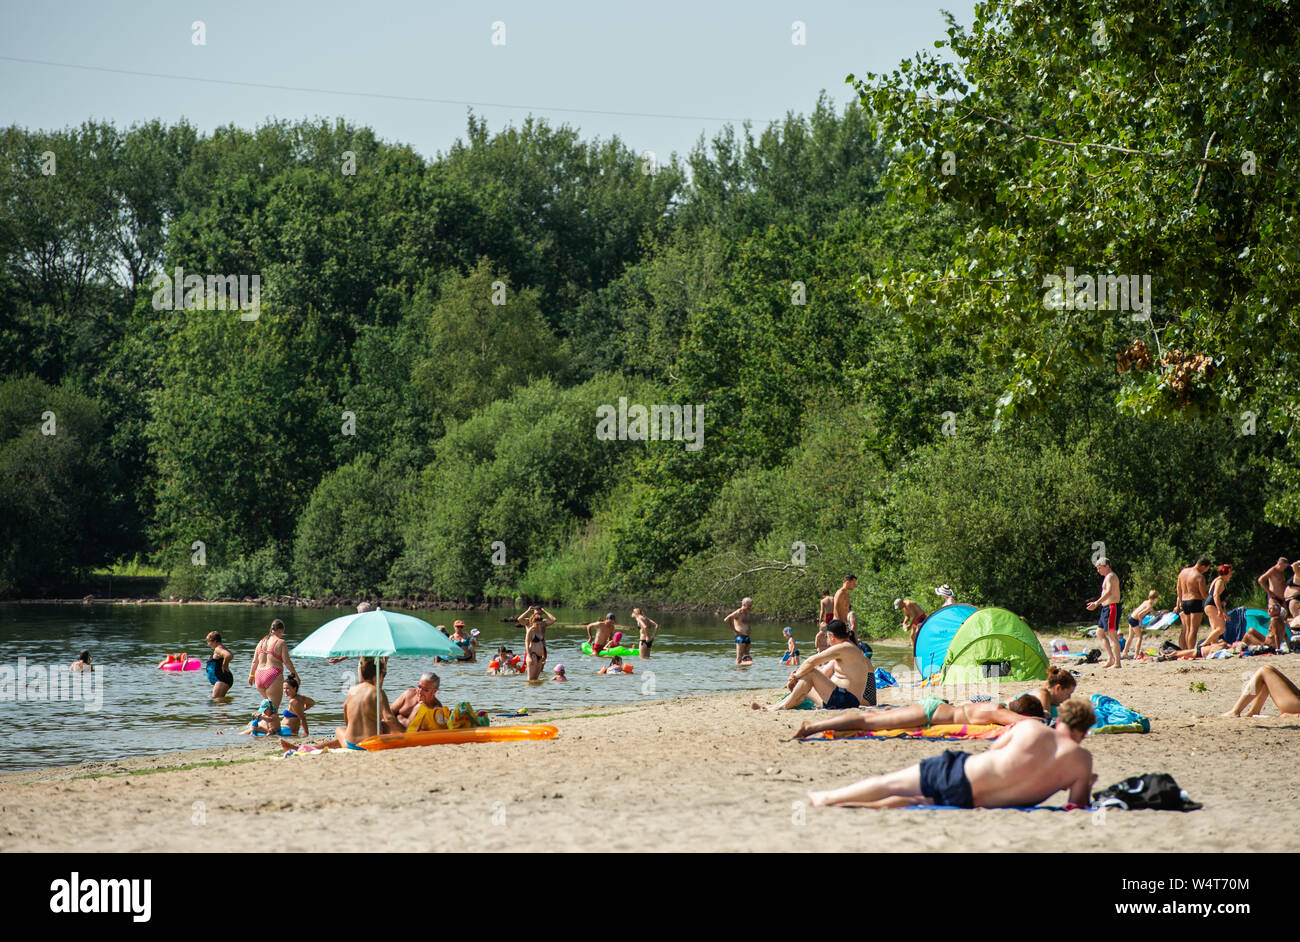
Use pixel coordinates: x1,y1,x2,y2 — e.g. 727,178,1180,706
249,619,298,710
633,608,659,658
522,606,556,680
70,651,93,673
725,598,755,664
204,631,235,698
585,612,617,655
1086,558,1122,669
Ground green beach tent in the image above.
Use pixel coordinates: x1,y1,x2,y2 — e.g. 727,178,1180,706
939,607,1048,685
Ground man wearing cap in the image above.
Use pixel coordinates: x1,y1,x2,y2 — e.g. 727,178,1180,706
895,598,928,652
450,620,476,662
586,613,617,655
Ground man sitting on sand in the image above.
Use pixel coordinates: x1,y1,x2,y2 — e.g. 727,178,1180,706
391,672,443,728
288,657,399,752
807,699,1096,809
752,619,871,711
791,693,1045,740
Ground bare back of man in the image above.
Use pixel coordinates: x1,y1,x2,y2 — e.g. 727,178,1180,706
807,715,1093,809
1176,564,1208,650
754,635,870,711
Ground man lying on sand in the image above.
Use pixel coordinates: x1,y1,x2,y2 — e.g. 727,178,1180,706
790,693,1045,740
807,698,1096,809
752,619,871,711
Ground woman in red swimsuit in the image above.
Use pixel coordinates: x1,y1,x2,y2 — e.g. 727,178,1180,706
249,619,298,710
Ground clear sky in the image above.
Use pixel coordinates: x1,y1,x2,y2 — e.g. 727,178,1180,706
0,0,978,161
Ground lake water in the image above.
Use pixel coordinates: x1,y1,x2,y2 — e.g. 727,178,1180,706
0,604,913,773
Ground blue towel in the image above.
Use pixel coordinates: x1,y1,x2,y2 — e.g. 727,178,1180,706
1090,694,1151,732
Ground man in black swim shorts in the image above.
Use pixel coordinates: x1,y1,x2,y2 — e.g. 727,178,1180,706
807,699,1097,809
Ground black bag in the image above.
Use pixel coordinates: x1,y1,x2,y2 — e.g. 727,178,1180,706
1159,640,1181,656
1092,772,1202,811
1079,648,1102,664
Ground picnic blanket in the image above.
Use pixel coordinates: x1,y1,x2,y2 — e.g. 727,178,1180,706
803,723,1005,741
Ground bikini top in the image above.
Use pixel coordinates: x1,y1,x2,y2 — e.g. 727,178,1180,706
282,709,298,719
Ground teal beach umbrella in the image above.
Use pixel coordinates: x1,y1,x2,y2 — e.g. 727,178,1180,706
292,609,460,739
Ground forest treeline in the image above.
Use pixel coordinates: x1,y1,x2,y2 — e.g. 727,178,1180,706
3,0,1298,631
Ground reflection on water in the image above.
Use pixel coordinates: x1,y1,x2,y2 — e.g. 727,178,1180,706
0,604,912,772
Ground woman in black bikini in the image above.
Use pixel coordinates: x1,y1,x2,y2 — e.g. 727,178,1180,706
519,606,556,681
1202,564,1233,645
1285,561,1300,623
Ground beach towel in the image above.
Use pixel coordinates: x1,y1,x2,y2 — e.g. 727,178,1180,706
874,667,897,689
904,803,1094,812
1089,694,1150,733
802,723,1005,742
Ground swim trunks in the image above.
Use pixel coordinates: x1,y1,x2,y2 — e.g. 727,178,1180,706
919,750,974,808
824,686,861,710
1127,616,1139,628
734,635,751,645
344,741,365,751
919,696,946,726
1181,598,1204,615
1097,603,1120,632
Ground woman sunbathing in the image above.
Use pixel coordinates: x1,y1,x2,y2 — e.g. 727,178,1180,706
1224,665,1300,717
791,693,1044,740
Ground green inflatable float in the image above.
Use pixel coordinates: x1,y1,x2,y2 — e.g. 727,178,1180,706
581,642,640,657
939,607,1048,685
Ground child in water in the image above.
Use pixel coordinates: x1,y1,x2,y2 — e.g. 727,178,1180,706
600,656,624,675
241,699,278,735
280,675,315,736
552,664,567,682
781,627,800,666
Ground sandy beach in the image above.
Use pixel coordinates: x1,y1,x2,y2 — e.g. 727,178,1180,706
3,651,1299,853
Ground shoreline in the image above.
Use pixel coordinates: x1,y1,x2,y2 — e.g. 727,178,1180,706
4,658,1299,852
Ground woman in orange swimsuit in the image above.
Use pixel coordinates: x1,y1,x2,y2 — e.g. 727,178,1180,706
249,619,298,710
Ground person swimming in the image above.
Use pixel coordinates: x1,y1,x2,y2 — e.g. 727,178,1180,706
552,664,567,682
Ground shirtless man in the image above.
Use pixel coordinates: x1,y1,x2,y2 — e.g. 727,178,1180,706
390,672,442,728
833,575,856,625
632,608,658,658
584,612,616,655
814,622,830,653
792,693,1045,740
725,598,755,664
817,590,834,627
1257,557,1291,649
291,657,398,751
807,698,1097,809
1085,557,1122,669
1175,558,1211,651
752,619,871,711
894,598,928,652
